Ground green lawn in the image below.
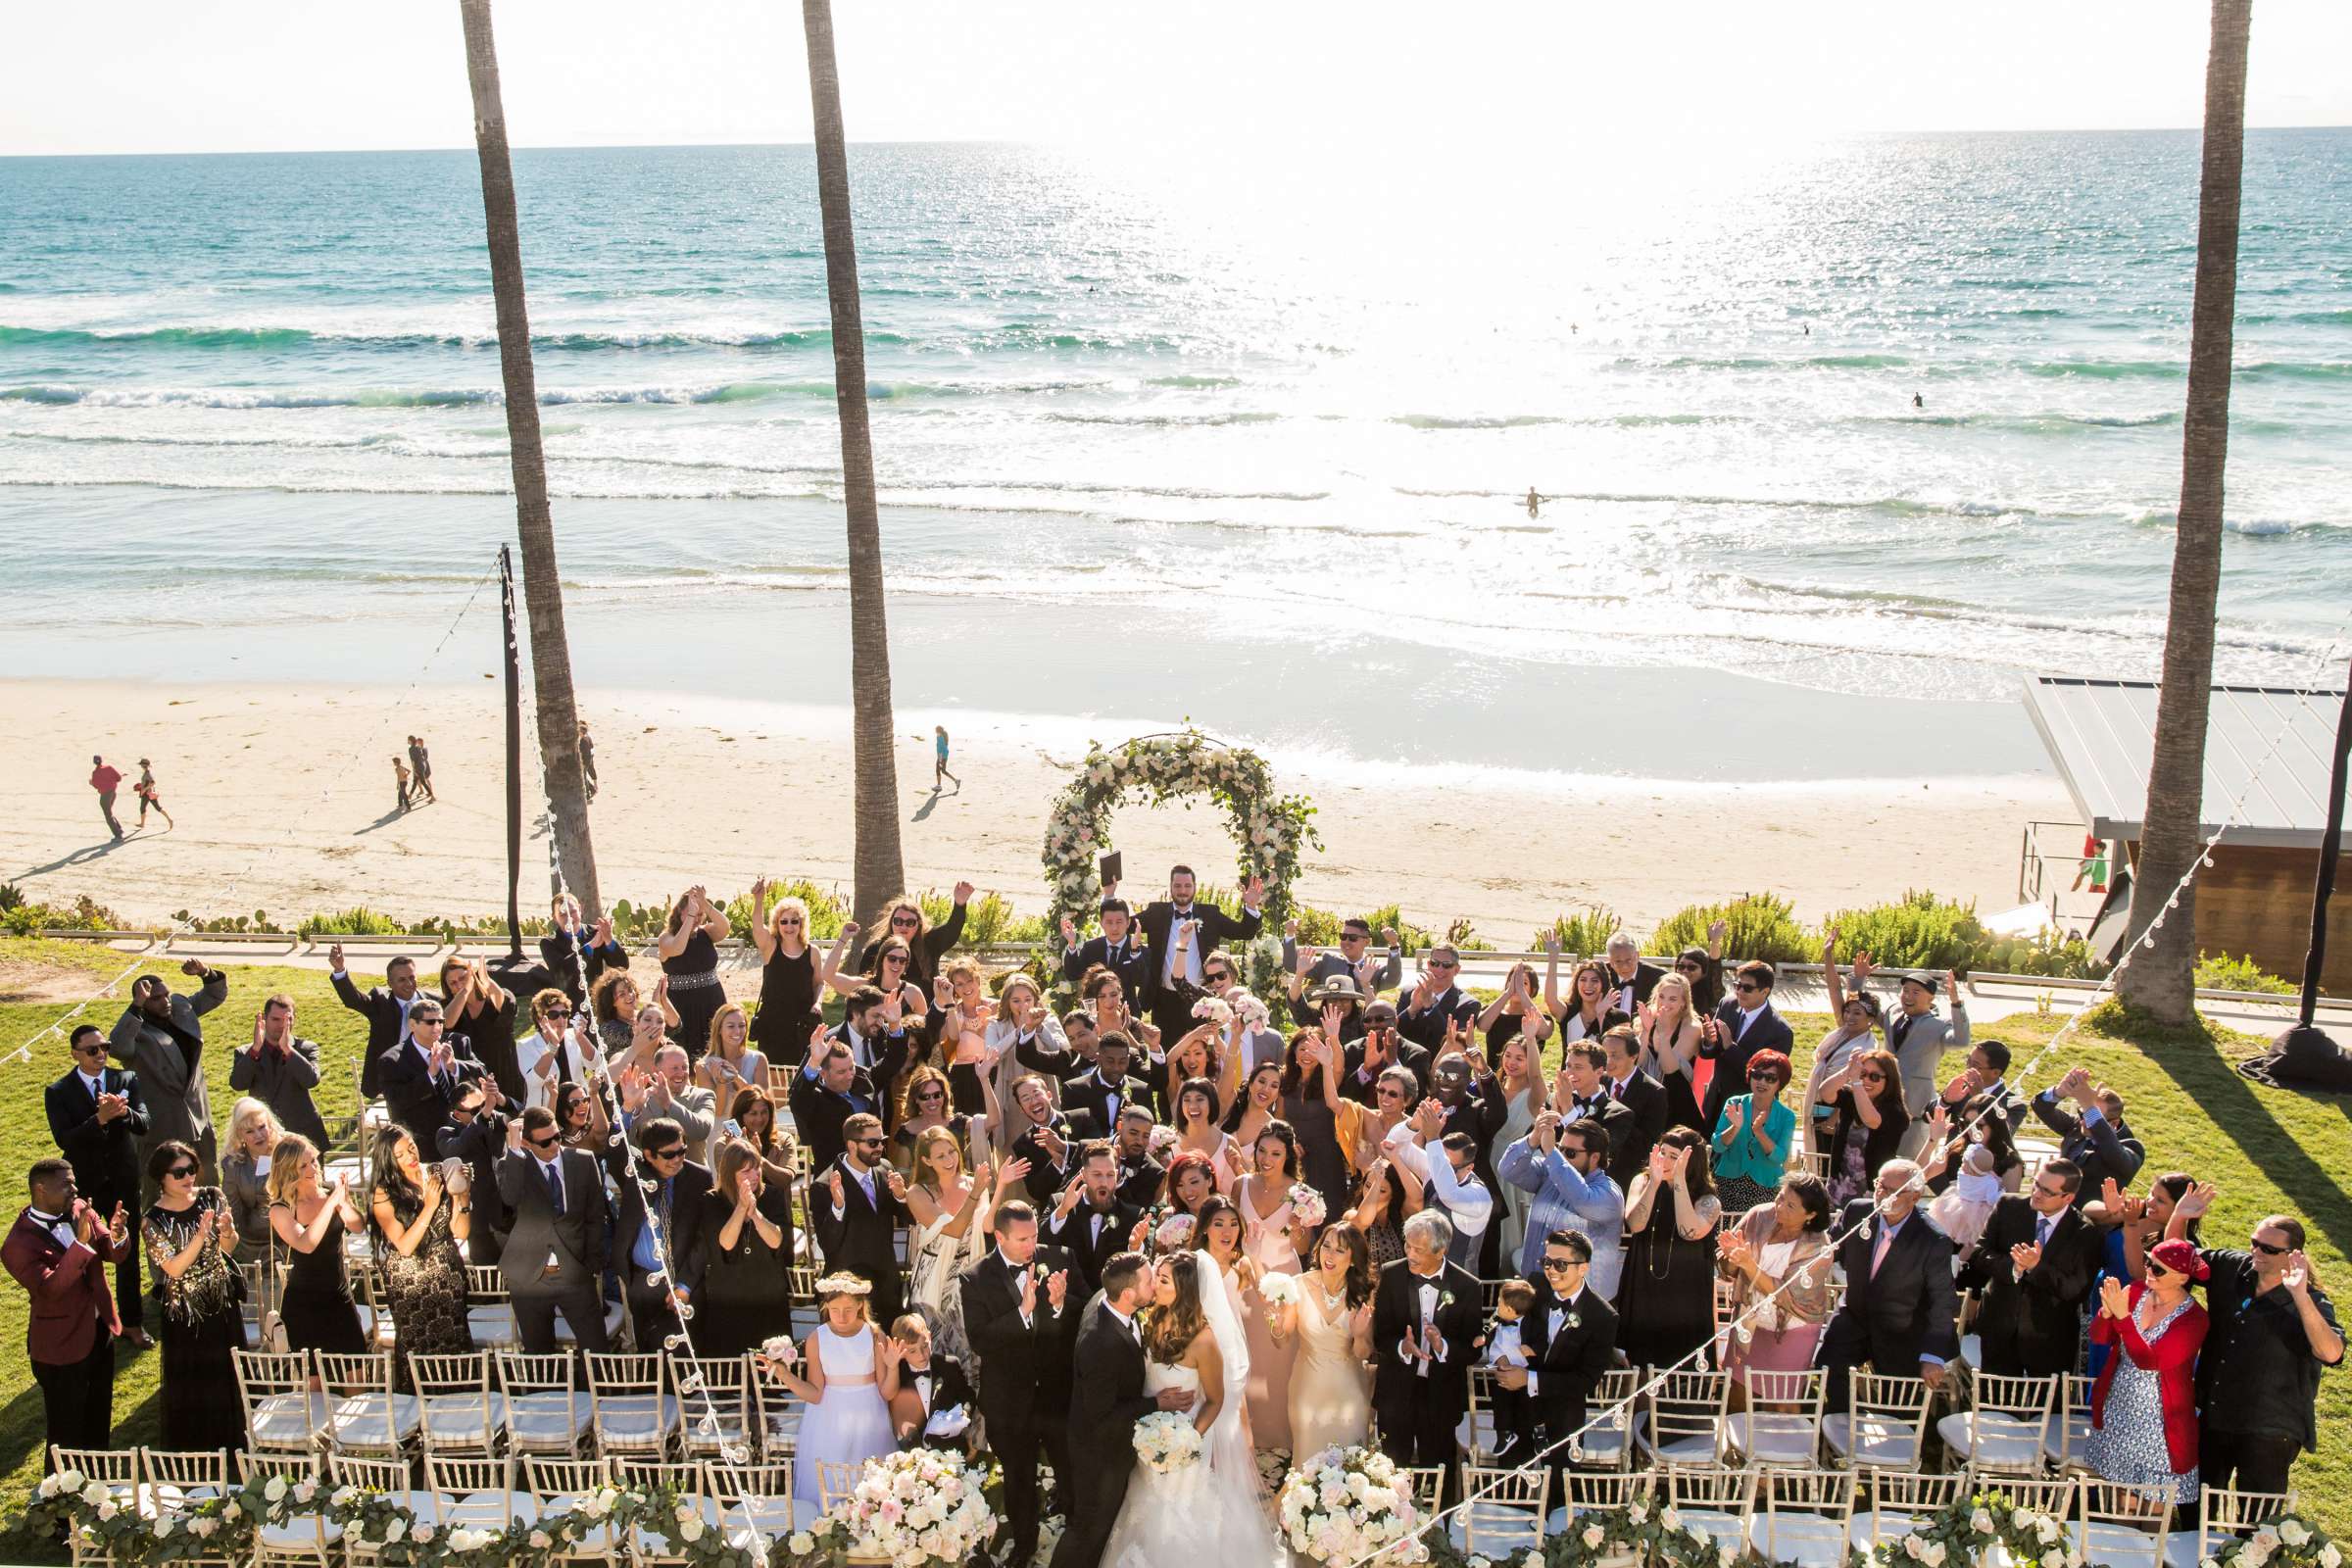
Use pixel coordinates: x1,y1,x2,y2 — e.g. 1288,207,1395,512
1,940,2348,1551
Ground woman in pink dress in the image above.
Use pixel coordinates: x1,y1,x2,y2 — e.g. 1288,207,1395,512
1232,1123,1313,1454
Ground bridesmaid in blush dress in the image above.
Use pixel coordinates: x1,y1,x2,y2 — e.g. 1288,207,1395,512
1233,1123,1313,1454
1273,1224,1375,1458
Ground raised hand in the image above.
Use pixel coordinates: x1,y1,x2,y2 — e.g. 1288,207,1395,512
1284,917,1300,941
2285,1252,2316,1298
1297,946,1317,978
1851,951,1874,985
1243,875,1265,907
826,1168,846,1209
1723,1098,1747,1136
953,879,976,906
2010,1242,2043,1277
108,1202,129,1245
1542,932,1561,957
181,956,207,978
997,1156,1032,1192
1019,1264,1039,1316
2177,1182,2216,1221
1382,926,1398,949
1946,968,1964,1003
328,943,346,971
1061,916,1079,948
73,1203,98,1246
1320,1002,1346,1040
1046,1269,1069,1310
2098,1275,2131,1319
883,1170,908,1204
1054,1181,1083,1219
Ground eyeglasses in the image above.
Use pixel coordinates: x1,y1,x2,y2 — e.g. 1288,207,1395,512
2033,1182,2070,1200
649,1145,687,1160
1675,961,1703,973
166,1164,198,1179
1375,1086,1405,1101
1541,1257,1585,1273
2250,1238,2289,1256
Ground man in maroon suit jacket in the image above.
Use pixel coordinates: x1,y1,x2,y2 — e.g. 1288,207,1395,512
3,1158,131,1459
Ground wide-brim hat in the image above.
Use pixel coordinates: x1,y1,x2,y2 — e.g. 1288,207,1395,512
1307,975,1366,1005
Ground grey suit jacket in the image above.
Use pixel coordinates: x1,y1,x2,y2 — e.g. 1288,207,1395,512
111,970,227,1171
228,1038,329,1147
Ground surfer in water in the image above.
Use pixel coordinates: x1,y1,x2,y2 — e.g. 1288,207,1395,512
1526,487,1542,518
1913,392,1925,410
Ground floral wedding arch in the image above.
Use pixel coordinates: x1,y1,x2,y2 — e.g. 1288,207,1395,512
1041,728,1321,937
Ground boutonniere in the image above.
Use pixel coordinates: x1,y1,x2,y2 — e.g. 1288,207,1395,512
1563,1311,1583,1331
1437,1291,1456,1311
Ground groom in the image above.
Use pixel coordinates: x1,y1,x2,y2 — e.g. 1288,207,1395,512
1050,1251,1197,1568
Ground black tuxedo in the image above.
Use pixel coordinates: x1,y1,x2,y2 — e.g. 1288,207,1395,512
787,1063,883,1176
1135,898,1263,1040
613,1158,714,1351
377,1037,486,1147
1700,1000,1795,1132
809,1156,908,1329
1813,1201,1958,1410
1115,1151,1165,1209
437,1110,513,1265
1061,934,1155,1003
1011,1112,1100,1205
1604,1069,1669,1178
1554,1094,1642,1190
44,1064,148,1331
961,1249,1078,1565
898,1354,978,1452
1396,984,1479,1052
1501,1280,1621,1482
1014,1031,1092,1085
1599,960,1667,1016
1371,1258,1485,1495
1042,1197,1145,1295
1960,1197,2101,1377
1436,1084,1509,1274
1053,1294,1163,1568
496,1147,611,1353
1063,1069,1155,1133
330,970,417,1101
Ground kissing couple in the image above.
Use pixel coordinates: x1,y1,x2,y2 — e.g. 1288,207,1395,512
1050,1248,1282,1568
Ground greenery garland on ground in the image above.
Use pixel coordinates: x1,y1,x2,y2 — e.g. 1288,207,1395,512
24,1472,762,1568
1041,728,1321,936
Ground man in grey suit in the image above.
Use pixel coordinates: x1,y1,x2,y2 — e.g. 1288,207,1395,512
1854,957,1969,1158
1282,915,1404,997
228,993,330,1148
497,1105,611,1354
111,959,226,1203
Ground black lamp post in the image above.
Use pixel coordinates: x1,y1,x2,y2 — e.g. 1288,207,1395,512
2277,667,2352,1058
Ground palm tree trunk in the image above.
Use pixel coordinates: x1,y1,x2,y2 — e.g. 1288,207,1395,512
457,0,602,916
802,0,906,924
2117,0,2253,1024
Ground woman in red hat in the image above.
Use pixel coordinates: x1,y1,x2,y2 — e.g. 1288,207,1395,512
2087,1236,2211,1502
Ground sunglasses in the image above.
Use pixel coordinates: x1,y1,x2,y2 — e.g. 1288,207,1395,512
413,1016,444,1027
1856,1072,1886,1084
649,1146,687,1160
541,1007,573,1019
1375,1086,1405,1101
1675,961,1703,973
892,914,920,926
2250,1238,2288,1256
2146,1261,2174,1280
166,1164,198,1180
855,1137,887,1150
1341,932,1370,943
526,1135,561,1151
1746,1068,1779,1081
1734,982,1764,995
775,917,804,926
454,1102,482,1117
72,1044,106,1057
1541,1257,1585,1273
1365,1020,1397,1033
1429,959,1458,969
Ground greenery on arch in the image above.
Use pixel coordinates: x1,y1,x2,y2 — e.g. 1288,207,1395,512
1042,728,1321,938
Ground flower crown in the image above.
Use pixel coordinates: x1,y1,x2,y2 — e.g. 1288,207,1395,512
814,1272,874,1298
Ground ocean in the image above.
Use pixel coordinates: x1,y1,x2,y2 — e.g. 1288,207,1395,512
2,133,2347,783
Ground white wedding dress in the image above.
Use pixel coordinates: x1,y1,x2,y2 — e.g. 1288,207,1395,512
1099,1251,1284,1568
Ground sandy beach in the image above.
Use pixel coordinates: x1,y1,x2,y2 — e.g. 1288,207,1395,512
1,677,2073,939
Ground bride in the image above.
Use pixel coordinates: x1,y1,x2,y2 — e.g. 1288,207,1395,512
1099,1251,1283,1568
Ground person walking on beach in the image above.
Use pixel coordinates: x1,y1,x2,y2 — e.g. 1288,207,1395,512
393,755,413,812
577,719,598,802
88,755,124,842
934,725,959,792
132,759,172,830
407,736,436,804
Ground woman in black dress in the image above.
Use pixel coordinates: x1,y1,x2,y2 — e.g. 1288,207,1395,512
857,887,971,1004
657,884,732,1063
748,883,853,1068
144,1140,245,1454
689,1140,796,1356
1613,1127,1724,1371
367,1126,475,1381
266,1133,368,1354
1277,1029,1356,1226
438,956,521,1105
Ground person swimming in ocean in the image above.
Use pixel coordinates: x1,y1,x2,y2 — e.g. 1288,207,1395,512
1526,487,1542,518
1912,393,1925,410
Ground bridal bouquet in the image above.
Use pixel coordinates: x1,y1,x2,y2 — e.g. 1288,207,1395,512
1278,1446,1426,1565
797,1449,996,1568
1133,1411,1205,1475
1289,1182,1328,1229
1152,1210,1197,1252
1192,996,1235,1028
1255,1271,1300,1307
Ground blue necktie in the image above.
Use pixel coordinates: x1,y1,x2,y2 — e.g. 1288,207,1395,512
544,1159,565,1217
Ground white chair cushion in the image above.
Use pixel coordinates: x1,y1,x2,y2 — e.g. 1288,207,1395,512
251,1391,329,1446
596,1394,682,1447
466,1306,516,1347
1935,1410,2046,1472
1723,1412,1820,1464
329,1393,421,1444
1750,1514,1851,1568
2044,1412,2093,1471
1823,1412,1922,1469
420,1393,509,1445
508,1393,593,1447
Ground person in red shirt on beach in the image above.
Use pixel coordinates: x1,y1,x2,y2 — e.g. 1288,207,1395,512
88,755,123,841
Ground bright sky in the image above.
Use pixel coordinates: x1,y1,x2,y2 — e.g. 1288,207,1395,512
4,0,2347,159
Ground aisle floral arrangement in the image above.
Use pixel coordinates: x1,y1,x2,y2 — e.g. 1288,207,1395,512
791,1447,999,1568
1280,1446,1427,1564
